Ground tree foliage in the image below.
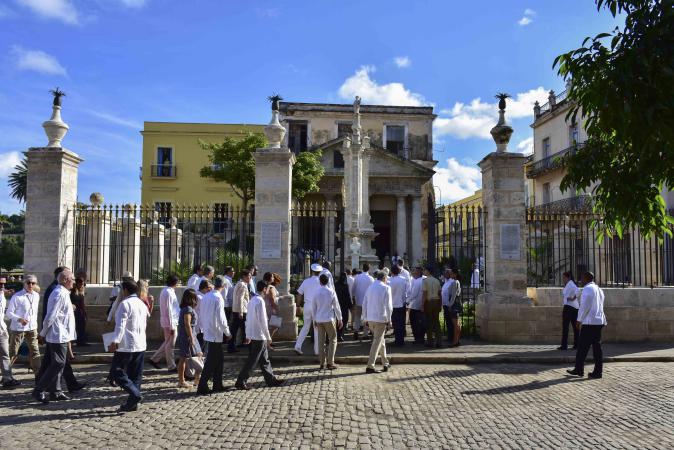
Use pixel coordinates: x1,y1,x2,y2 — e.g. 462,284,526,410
0,237,23,271
293,149,325,199
554,0,674,239
8,157,27,204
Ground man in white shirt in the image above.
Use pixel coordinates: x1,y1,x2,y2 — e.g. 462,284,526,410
294,264,323,355
149,275,180,372
199,265,215,288
389,266,408,347
363,272,393,373
320,261,335,290
407,267,426,345
311,274,343,369
32,270,76,404
7,275,41,374
197,276,231,395
0,277,20,388
234,280,283,390
108,280,150,412
228,269,252,353
186,264,203,290
568,272,607,379
397,259,412,293
223,266,235,324
559,271,580,350
441,268,455,343
352,263,374,340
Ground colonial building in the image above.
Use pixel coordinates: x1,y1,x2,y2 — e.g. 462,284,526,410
279,101,437,265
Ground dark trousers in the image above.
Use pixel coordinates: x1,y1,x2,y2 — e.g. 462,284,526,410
35,348,79,391
228,313,246,352
392,307,406,345
337,304,350,340
198,341,224,391
111,351,144,406
409,309,426,343
35,343,67,393
225,307,233,326
74,311,87,345
443,305,454,341
574,325,604,375
561,305,579,349
236,340,275,385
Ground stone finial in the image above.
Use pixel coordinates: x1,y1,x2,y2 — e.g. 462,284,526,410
548,90,556,108
351,96,362,145
533,101,541,117
43,87,69,148
490,93,514,152
89,192,104,206
169,216,178,229
264,94,286,149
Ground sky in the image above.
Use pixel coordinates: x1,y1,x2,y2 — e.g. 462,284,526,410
0,0,623,214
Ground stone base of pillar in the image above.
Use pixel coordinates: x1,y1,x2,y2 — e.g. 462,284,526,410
476,293,535,342
275,294,298,340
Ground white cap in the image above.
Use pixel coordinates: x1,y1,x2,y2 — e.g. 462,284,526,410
310,263,323,272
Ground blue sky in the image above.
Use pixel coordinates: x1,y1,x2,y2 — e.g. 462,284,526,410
0,0,622,214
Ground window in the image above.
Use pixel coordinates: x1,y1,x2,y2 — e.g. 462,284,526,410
288,121,308,154
154,202,172,227
542,183,551,204
569,123,579,146
156,147,174,177
542,138,551,158
333,151,345,169
337,123,351,138
385,125,405,155
213,203,229,233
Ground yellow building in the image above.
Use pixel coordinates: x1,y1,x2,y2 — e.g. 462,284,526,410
435,190,484,265
140,122,264,209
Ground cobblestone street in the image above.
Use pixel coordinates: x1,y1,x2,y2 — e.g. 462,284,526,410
0,362,673,449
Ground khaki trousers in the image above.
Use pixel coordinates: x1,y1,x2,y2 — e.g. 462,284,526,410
424,299,442,346
367,322,389,369
9,329,41,372
151,327,177,369
316,321,338,366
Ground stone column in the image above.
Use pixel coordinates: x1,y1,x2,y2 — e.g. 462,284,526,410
24,147,82,289
409,195,422,265
323,195,336,263
149,220,165,275
395,195,407,256
84,209,111,284
361,151,372,229
119,214,141,280
164,219,182,269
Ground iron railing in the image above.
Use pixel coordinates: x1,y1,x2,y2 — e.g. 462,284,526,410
525,143,584,178
70,203,254,285
530,195,593,214
537,89,569,116
527,209,674,288
151,164,176,178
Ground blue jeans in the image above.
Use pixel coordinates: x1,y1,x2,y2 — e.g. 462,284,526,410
392,307,406,345
111,351,144,406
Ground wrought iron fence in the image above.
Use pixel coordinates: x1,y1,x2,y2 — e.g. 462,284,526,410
70,203,255,285
527,209,674,287
430,204,487,337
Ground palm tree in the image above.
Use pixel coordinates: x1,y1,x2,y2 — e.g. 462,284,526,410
8,157,27,204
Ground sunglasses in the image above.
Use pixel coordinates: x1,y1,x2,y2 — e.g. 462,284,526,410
25,281,37,285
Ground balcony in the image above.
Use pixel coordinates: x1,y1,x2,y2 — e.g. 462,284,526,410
151,164,177,178
530,194,593,213
525,143,584,179
535,89,569,118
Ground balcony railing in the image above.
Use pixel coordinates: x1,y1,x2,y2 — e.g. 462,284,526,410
151,164,177,178
530,194,592,213
525,143,584,179
537,89,568,116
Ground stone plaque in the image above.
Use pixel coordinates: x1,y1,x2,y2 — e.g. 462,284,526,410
260,222,282,258
500,224,521,260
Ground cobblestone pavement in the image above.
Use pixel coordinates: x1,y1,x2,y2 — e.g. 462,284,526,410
1,362,673,449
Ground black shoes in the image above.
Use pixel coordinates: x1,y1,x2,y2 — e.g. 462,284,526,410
566,369,583,377
212,386,227,393
382,364,391,372
69,382,87,393
32,390,50,404
49,392,71,401
267,378,283,388
196,389,211,396
2,379,21,389
234,382,250,390
119,403,138,412
365,368,377,374
588,372,602,379
148,360,161,370
557,346,568,350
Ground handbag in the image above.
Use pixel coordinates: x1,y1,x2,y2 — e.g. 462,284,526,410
269,315,283,328
450,299,463,315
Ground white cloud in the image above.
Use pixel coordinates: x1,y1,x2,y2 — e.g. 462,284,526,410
433,157,481,204
434,87,548,140
518,8,535,26
12,46,67,76
393,56,411,68
517,137,534,155
0,151,22,177
16,0,79,24
338,65,427,106
85,110,142,129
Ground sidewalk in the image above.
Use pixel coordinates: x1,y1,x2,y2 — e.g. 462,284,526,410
25,338,674,366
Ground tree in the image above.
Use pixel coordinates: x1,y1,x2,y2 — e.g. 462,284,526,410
554,0,674,239
8,157,27,204
0,237,23,271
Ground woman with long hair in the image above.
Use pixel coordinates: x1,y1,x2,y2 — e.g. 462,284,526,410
70,276,88,346
263,272,281,348
176,289,202,388
448,269,462,347
137,279,155,314
334,272,352,342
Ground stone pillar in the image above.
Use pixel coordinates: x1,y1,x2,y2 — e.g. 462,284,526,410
323,195,336,263
24,147,82,289
409,195,422,265
395,195,407,256
164,219,182,269
84,209,111,284
149,221,165,274
119,215,141,280
361,151,372,229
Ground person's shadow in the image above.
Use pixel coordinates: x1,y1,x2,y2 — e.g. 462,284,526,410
461,375,586,396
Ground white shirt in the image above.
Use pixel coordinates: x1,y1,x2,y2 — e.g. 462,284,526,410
353,272,374,307
471,269,480,289
311,285,342,323
449,280,461,307
199,290,231,343
320,268,335,290
159,286,180,329
6,289,40,332
399,267,412,292
297,276,321,318
112,294,150,352
346,275,355,297
223,275,234,308
0,291,8,337
40,285,76,344
562,280,579,309
441,279,454,306
408,276,426,311
578,282,607,326
187,274,201,290
362,280,393,323
245,294,272,341
389,275,408,308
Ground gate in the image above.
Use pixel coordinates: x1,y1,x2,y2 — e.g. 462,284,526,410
429,200,486,337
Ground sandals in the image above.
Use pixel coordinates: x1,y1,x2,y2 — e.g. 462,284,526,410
177,382,191,389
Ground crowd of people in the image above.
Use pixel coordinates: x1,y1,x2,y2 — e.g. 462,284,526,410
0,258,606,412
